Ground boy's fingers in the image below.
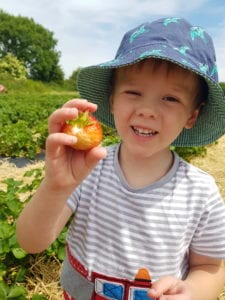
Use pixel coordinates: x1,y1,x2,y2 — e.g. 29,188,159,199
48,107,78,134
46,133,77,158
148,276,178,298
48,99,98,134
63,99,97,112
46,133,107,165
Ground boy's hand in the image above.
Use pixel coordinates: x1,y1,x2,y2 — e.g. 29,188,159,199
44,99,107,191
148,276,193,300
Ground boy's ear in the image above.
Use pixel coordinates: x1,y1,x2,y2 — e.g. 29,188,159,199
185,108,200,129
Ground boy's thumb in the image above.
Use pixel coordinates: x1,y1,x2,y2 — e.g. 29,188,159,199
148,287,159,298
148,276,179,298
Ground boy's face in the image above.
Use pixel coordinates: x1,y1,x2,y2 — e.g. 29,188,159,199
110,59,201,158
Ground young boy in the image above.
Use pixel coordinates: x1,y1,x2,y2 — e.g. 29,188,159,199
16,17,225,300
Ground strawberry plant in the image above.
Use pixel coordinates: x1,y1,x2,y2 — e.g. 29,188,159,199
0,167,67,299
171,145,207,162
0,120,39,159
0,93,73,159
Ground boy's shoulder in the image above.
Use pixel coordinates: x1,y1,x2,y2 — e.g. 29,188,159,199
176,152,217,187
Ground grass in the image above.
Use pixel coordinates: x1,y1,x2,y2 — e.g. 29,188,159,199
0,73,75,95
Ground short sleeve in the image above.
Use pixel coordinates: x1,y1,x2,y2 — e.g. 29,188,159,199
67,187,81,212
191,181,225,258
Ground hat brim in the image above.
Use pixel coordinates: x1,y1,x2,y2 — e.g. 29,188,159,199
77,51,225,147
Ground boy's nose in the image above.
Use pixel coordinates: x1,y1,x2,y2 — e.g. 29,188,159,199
136,99,158,119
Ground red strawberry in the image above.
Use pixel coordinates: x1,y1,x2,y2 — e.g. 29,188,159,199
61,110,103,150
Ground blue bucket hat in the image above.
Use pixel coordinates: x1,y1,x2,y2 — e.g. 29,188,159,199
77,17,225,146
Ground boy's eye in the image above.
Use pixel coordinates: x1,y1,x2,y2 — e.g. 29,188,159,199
125,90,141,96
163,96,179,102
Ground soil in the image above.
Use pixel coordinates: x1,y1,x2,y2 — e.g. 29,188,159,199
190,135,225,199
1,136,225,299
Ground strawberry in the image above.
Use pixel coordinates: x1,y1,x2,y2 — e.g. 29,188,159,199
61,110,103,150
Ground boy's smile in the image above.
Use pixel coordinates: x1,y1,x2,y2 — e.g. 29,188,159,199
132,126,158,137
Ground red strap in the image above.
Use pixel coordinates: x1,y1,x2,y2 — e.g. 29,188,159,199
66,243,153,300
63,290,76,300
66,244,89,279
92,295,107,300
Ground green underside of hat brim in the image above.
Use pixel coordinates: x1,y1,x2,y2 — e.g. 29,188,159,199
77,56,225,147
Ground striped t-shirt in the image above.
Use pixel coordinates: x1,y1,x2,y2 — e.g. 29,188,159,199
61,143,225,297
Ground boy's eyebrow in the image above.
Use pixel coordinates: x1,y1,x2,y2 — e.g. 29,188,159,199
171,85,190,93
170,80,198,94
116,75,137,86
123,79,137,86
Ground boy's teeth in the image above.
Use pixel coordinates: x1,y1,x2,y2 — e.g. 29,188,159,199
133,126,157,136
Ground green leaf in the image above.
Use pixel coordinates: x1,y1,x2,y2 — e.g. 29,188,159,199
8,235,17,248
6,198,22,216
0,223,14,239
0,269,6,281
12,248,27,259
57,245,66,261
15,267,27,283
0,262,7,280
8,285,26,298
0,281,8,299
31,294,48,300
57,230,67,244
0,240,10,255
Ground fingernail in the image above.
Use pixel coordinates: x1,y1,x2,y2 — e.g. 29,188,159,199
71,108,77,114
69,136,77,144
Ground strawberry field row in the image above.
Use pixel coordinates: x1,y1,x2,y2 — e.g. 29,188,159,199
0,92,121,160
0,93,76,159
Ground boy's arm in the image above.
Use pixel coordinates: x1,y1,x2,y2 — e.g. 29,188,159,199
148,250,225,300
16,99,107,254
16,179,73,254
185,250,225,300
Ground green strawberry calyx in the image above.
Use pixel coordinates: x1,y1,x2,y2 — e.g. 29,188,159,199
66,110,94,128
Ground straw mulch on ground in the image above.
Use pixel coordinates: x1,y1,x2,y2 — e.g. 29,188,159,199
26,255,63,299
1,135,225,299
